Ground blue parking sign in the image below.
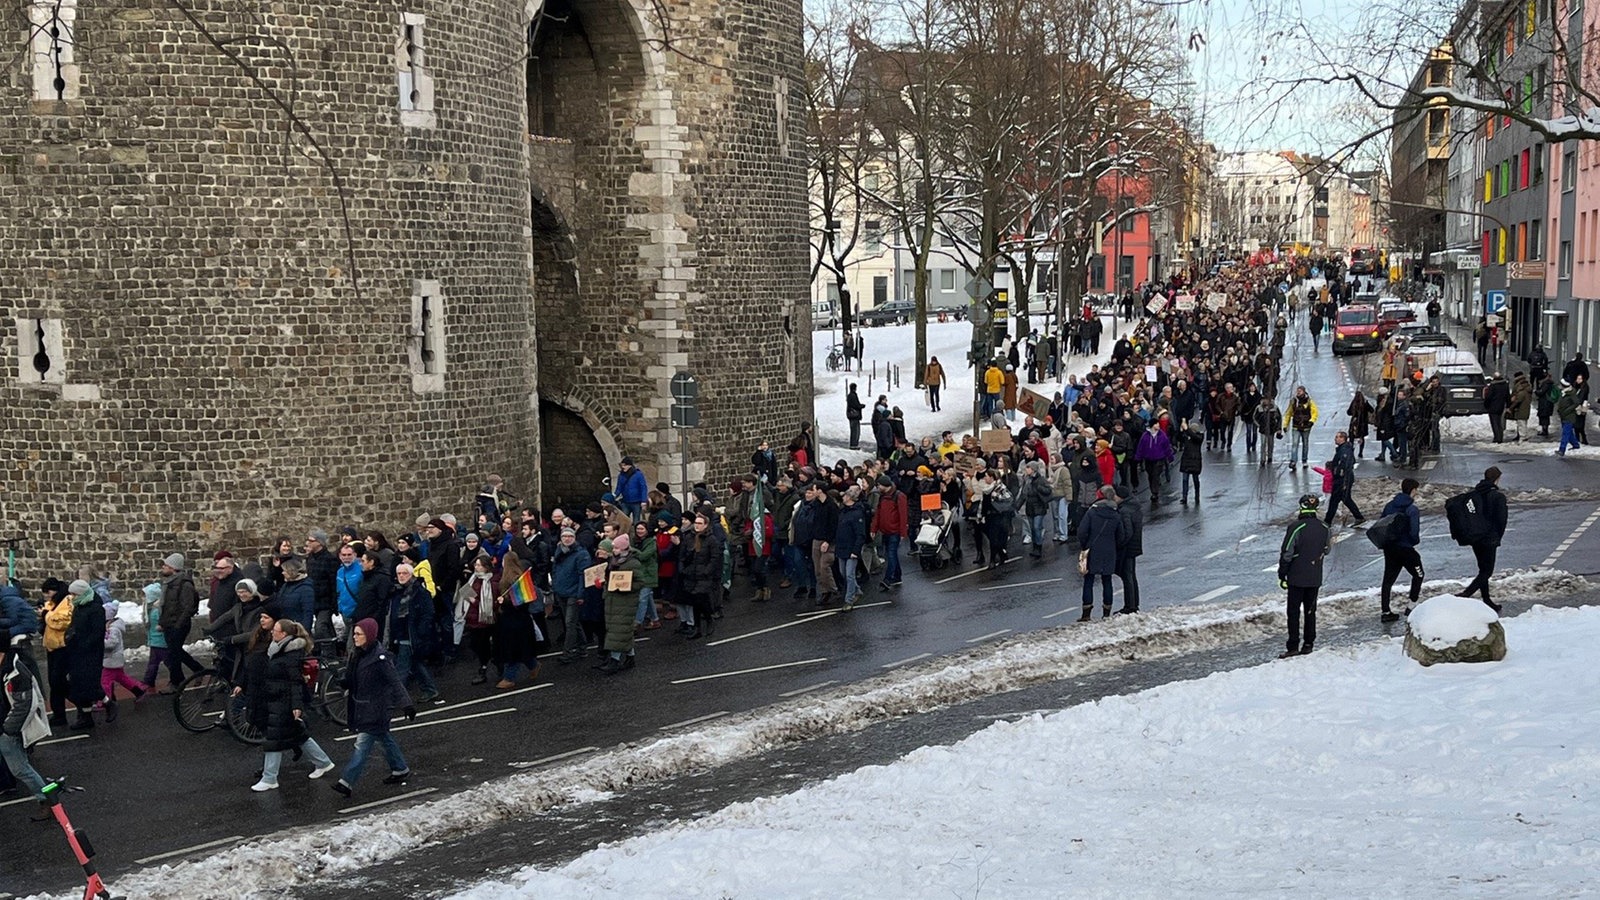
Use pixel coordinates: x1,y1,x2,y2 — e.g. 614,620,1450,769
1486,290,1506,313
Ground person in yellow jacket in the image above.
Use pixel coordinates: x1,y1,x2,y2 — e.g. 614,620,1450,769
1282,385,1319,470
983,362,1004,417
1380,343,1399,393
39,578,73,726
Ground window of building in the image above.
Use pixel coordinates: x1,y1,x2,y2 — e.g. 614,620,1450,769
865,220,882,254
1590,209,1598,262
1533,143,1545,183
864,171,880,191
1482,229,1492,263
1427,107,1446,142
1578,214,1586,265
1526,0,1537,36
1089,255,1106,290
1520,149,1531,189
939,269,955,291
1517,222,1528,261
1501,159,1512,195
29,0,79,103
397,13,436,128
1565,148,1578,191
1499,228,1508,264
409,279,445,393
1531,217,1543,259
1560,239,1573,277
872,276,888,305
14,317,66,385
1484,171,1494,203
1428,59,1449,87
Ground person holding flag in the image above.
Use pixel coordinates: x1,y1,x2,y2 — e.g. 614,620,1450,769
492,559,543,689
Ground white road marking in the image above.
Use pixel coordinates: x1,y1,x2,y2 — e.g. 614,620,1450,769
336,787,438,816
0,795,46,809
136,835,246,865
658,710,731,731
418,683,549,717
1188,585,1240,604
1158,566,1186,577
792,600,892,620
1240,534,1260,543
509,746,599,769
881,652,932,669
36,734,88,747
1204,548,1230,559
778,680,837,697
1261,564,1279,572
979,577,1061,592
335,707,515,741
964,629,1012,644
1422,460,1437,470
1042,607,1080,619
1541,502,1600,568
706,612,836,646
1333,531,1354,543
934,557,1020,584
671,658,829,685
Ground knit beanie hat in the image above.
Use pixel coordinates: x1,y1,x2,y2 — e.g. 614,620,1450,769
599,538,614,554
354,618,379,645
143,582,163,603
68,579,91,597
235,578,259,597
611,534,630,553
164,553,186,569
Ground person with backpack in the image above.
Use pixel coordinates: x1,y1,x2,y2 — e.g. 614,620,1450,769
1535,372,1559,438
1376,478,1424,623
1452,466,1509,612
1322,431,1364,526
1277,494,1330,658
1,633,51,810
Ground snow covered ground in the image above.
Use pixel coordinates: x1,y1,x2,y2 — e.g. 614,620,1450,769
1440,414,1600,458
454,599,1600,900
810,314,1117,458
49,569,1590,900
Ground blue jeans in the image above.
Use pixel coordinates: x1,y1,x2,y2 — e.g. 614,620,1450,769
1560,422,1580,453
882,534,903,584
781,543,804,583
0,733,47,799
842,557,860,601
557,594,585,656
789,544,816,592
635,586,658,624
1053,499,1070,541
261,736,333,785
1291,430,1310,463
1028,514,1046,548
393,640,437,696
343,731,409,786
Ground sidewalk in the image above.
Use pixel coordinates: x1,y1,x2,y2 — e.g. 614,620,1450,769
1436,314,1529,379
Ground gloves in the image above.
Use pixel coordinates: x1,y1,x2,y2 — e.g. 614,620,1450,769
1279,579,1288,590
403,705,417,722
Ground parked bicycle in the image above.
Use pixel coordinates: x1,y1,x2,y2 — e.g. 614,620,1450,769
825,344,846,372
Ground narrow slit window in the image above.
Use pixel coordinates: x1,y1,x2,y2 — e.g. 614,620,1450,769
15,317,66,385
396,14,435,128
29,0,80,103
410,280,445,393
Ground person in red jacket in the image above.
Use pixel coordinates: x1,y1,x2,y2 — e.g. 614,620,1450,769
870,475,909,591
1095,439,1117,487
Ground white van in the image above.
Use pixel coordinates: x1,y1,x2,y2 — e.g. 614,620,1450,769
812,300,838,329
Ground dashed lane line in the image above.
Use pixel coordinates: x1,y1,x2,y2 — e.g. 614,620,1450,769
417,683,548,717
1159,566,1186,577
135,835,246,866
934,557,1020,584
509,746,599,769
778,680,837,698
979,577,1061,592
706,611,837,645
336,787,438,817
336,707,516,741
671,658,829,685
881,652,932,669
1541,502,1600,567
964,629,1012,644
1187,585,1241,604
659,710,730,731
1203,548,1230,559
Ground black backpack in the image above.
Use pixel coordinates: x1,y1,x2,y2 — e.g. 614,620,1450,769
1444,490,1491,546
1364,513,1403,550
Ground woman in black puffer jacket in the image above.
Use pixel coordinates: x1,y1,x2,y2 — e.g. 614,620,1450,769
240,619,337,792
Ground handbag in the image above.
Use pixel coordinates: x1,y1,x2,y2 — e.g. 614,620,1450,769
1077,549,1090,576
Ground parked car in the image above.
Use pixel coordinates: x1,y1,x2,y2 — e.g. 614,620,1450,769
1394,322,1438,343
812,300,839,330
1398,330,1456,350
1378,301,1417,333
1332,305,1382,355
1438,365,1488,418
857,300,918,327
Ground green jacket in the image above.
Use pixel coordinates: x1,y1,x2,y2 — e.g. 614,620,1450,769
773,487,801,537
602,552,644,653
633,536,660,588
1556,390,1583,424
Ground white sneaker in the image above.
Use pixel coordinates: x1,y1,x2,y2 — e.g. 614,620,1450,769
250,780,279,792
309,762,337,780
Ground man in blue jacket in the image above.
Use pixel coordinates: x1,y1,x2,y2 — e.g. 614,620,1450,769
0,571,39,638
1378,477,1423,623
616,457,650,523
551,528,593,662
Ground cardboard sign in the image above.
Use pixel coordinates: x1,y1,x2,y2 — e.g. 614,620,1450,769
1146,297,1165,314
583,563,607,587
1144,364,1158,384
1016,387,1052,419
952,452,984,475
607,569,634,592
1175,294,1196,311
980,429,1014,453
1206,293,1228,311
920,492,943,512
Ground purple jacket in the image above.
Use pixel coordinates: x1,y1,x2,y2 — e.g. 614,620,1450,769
1134,427,1173,463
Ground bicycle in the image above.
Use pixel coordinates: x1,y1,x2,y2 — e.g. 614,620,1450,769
309,638,349,727
171,667,262,745
825,344,846,372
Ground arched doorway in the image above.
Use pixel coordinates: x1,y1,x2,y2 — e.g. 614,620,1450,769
538,396,621,513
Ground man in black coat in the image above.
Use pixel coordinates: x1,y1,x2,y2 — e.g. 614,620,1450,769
1457,466,1510,612
1113,484,1143,614
1322,431,1364,526
158,554,205,688
1277,494,1330,658
423,518,462,649
304,530,339,641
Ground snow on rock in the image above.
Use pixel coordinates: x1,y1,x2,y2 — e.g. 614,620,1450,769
448,603,1600,900
1404,594,1507,666
39,569,1587,900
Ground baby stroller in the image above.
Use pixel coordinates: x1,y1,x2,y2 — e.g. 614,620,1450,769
915,504,957,570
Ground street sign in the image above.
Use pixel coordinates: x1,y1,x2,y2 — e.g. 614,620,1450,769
1507,261,1546,281
964,275,993,299
670,403,699,428
1486,290,1506,314
670,372,698,401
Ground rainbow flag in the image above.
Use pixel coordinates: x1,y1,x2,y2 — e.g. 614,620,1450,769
508,568,537,607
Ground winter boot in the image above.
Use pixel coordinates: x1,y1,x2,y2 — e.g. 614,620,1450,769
70,710,95,731
1101,602,1112,619
1078,605,1093,623
471,667,488,685
104,698,118,724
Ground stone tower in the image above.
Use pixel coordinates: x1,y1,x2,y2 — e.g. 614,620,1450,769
526,0,812,509
0,0,808,575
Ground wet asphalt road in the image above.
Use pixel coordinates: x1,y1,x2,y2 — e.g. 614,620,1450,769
4,321,1598,898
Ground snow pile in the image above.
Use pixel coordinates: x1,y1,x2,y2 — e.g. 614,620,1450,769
451,604,1600,900
1406,594,1499,650
39,569,1588,900
1439,416,1600,458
